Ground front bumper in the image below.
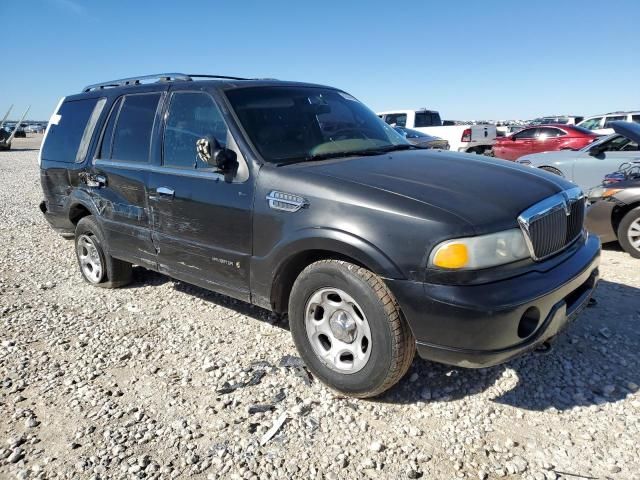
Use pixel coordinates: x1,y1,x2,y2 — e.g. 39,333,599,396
585,200,617,244
387,234,600,368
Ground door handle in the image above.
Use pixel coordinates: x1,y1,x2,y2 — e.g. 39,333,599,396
156,187,175,198
79,172,107,188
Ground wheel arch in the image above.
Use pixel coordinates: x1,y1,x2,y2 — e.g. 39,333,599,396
612,200,640,235
66,190,101,226
263,229,404,314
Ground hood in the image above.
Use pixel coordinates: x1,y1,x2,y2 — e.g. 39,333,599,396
289,150,571,233
612,121,640,144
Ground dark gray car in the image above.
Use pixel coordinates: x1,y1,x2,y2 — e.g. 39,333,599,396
39,73,599,397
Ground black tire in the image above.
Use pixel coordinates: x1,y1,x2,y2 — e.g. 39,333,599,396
539,166,564,177
617,207,640,259
288,260,415,398
75,215,132,288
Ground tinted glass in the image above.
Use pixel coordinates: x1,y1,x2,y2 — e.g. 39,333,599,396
42,98,100,163
603,116,626,128
98,97,123,159
385,113,407,127
226,87,407,164
513,128,537,139
111,93,161,162
163,92,228,169
632,115,640,124
579,117,602,130
414,111,441,128
537,127,564,138
595,135,639,152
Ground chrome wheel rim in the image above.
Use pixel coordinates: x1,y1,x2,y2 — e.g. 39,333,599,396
305,287,372,373
628,219,640,251
77,234,103,283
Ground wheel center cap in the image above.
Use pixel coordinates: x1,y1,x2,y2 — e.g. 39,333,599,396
329,310,357,344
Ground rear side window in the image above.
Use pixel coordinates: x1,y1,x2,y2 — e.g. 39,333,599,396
537,127,565,138
414,111,441,127
603,116,626,128
632,115,640,124
110,93,161,162
98,97,123,159
41,97,105,163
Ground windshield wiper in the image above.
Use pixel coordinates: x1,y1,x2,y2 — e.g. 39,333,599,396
277,144,415,166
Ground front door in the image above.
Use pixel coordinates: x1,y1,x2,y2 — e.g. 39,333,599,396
502,127,537,160
147,89,253,301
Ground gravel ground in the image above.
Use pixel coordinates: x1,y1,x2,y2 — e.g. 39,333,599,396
1,137,639,480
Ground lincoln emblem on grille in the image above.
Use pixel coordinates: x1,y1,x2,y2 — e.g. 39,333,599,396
517,187,585,261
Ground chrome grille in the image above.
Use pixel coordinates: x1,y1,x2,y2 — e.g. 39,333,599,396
518,188,585,261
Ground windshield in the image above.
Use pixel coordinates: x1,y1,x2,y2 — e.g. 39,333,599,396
581,134,639,152
225,86,409,164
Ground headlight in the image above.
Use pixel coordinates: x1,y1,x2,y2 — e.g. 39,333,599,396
429,229,530,270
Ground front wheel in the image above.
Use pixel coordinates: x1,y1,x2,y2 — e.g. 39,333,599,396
288,260,415,398
617,207,640,258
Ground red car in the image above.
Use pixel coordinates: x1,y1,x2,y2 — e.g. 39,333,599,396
492,125,598,161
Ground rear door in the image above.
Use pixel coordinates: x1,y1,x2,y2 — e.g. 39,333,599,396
532,127,565,154
147,88,253,301
91,91,165,269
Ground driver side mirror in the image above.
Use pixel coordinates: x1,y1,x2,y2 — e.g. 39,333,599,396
588,145,603,156
196,137,237,172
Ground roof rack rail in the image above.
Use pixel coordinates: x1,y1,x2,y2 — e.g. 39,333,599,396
82,73,251,92
186,74,251,81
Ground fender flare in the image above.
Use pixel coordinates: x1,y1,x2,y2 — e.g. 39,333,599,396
252,227,405,311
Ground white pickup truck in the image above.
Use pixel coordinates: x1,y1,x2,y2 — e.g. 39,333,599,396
377,109,496,154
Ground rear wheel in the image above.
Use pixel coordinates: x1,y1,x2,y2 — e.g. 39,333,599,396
617,207,640,258
288,260,415,398
75,216,132,288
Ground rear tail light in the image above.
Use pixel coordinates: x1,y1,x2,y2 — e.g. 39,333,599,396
461,128,472,142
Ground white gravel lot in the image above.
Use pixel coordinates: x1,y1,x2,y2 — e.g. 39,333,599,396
1,136,639,480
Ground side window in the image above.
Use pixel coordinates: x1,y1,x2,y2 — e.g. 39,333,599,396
111,93,161,163
603,116,626,128
632,115,640,124
98,97,123,159
537,127,564,138
580,117,602,130
41,97,104,163
384,113,407,127
513,128,537,140
163,92,229,169
415,111,441,128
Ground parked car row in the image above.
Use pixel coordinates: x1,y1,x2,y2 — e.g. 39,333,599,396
377,109,496,154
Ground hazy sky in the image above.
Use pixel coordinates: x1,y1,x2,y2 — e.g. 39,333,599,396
2,0,639,121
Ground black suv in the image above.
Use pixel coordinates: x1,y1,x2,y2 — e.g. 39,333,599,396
40,73,600,397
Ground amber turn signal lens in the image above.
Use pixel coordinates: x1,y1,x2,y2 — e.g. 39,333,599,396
432,243,469,269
